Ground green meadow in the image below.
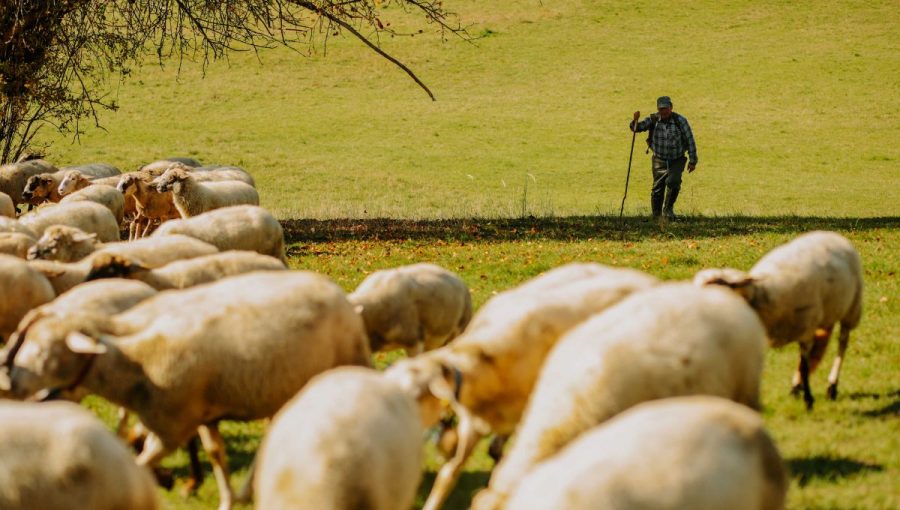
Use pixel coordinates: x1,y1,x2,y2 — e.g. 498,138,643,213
46,0,899,509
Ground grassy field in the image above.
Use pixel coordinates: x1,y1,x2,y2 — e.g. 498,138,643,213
38,0,900,509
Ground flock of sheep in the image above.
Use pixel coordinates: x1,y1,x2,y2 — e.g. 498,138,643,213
0,156,865,510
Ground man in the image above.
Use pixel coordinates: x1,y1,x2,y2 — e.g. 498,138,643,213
630,96,698,220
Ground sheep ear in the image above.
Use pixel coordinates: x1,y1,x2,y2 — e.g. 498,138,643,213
719,275,755,289
71,232,97,243
428,363,461,405
65,332,107,355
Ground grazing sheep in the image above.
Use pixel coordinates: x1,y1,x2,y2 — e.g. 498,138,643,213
255,367,423,510
29,225,218,264
152,205,285,262
60,184,126,224
139,157,202,175
349,263,472,354
87,251,287,290
0,401,159,510
0,192,13,218
18,201,120,242
386,263,659,510
0,255,55,343
0,159,58,208
470,283,767,510
4,271,371,510
21,171,67,206
26,258,98,295
693,230,864,408
502,397,787,510
154,164,259,218
0,232,35,258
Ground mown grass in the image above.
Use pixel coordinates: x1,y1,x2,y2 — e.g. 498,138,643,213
34,1,899,219
40,0,900,508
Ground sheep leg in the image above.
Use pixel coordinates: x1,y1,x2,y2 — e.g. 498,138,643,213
807,327,833,374
135,432,175,490
799,353,815,411
488,434,508,465
234,455,256,504
198,423,234,510
116,407,130,438
423,412,481,510
826,326,851,400
181,437,205,496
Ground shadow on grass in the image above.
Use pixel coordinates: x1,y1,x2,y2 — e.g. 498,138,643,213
857,389,900,418
281,215,899,244
416,470,491,510
788,455,883,487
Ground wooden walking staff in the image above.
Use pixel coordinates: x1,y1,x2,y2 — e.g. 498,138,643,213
619,112,639,235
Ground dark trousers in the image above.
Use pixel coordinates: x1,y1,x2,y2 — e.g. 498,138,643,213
651,155,686,217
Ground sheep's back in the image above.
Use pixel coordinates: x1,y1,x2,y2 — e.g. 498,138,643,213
504,397,786,510
116,271,370,419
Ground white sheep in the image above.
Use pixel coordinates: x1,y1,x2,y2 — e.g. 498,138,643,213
18,201,120,242
3,271,372,510
0,278,208,492
57,168,121,196
0,192,14,218
255,367,422,510
28,225,218,264
349,263,472,354
693,230,864,408
0,159,58,208
0,254,55,344
154,164,259,218
151,205,286,262
386,263,658,510
502,396,787,510
0,401,159,510
0,232,35,258
60,184,126,224
470,283,767,510
86,250,287,290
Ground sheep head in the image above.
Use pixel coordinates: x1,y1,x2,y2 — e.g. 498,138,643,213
28,225,98,262
86,253,149,282
116,174,137,195
0,312,109,400
154,165,191,193
21,174,53,202
385,351,472,429
57,170,86,196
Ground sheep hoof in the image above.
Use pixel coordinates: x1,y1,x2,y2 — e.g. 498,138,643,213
804,395,815,412
826,384,838,400
488,436,505,464
180,478,200,497
152,467,175,490
789,384,803,398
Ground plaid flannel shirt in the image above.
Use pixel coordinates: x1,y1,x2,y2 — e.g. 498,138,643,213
630,114,698,164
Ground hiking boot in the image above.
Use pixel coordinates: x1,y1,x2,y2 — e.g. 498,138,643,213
662,188,679,220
